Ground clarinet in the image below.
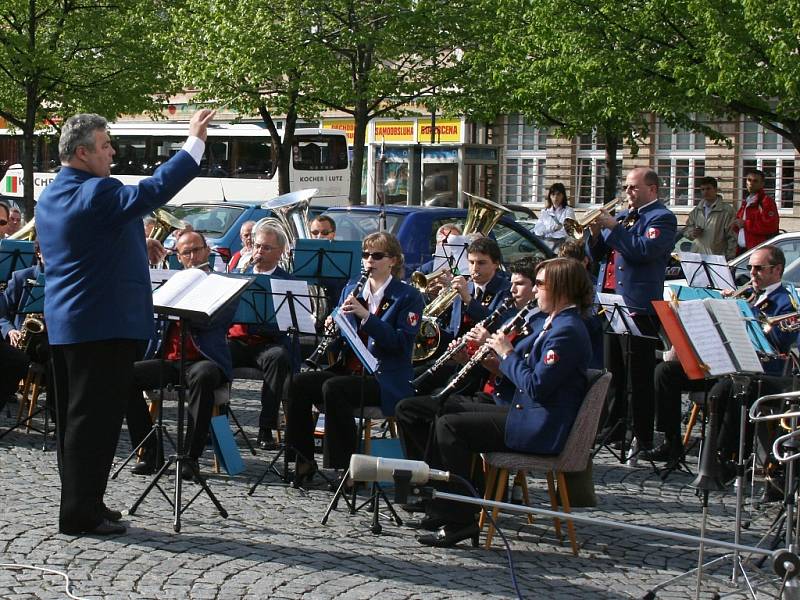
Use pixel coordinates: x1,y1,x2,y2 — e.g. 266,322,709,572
411,296,515,391
302,268,370,371
431,299,539,401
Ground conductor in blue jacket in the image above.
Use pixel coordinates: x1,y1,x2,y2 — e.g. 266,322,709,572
285,231,424,485
587,167,677,451
417,257,593,547
36,109,215,536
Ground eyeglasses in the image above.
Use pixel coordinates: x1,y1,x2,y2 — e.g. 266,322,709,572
749,264,776,272
623,184,655,192
534,278,546,288
311,229,333,236
178,245,207,257
362,251,389,260
253,243,280,252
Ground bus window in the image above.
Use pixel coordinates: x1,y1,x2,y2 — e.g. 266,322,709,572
206,141,230,177
231,137,273,179
293,135,347,171
111,137,148,175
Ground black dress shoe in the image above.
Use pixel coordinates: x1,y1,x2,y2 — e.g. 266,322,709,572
86,519,126,535
181,458,200,481
132,459,157,476
417,522,480,548
257,428,279,451
101,504,123,522
292,460,318,488
640,438,682,463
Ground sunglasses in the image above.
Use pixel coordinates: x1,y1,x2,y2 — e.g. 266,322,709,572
748,264,775,272
0,220,7,226
311,229,333,236
362,251,390,260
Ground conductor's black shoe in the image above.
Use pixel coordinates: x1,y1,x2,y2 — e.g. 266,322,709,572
257,428,278,451
61,519,127,536
180,458,200,481
417,523,480,548
101,504,123,522
640,439,682,463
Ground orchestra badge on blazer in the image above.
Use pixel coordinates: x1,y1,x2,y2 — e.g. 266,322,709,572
646,227,661,239
544,349,559,365
407,312,419,327
482,292,494,306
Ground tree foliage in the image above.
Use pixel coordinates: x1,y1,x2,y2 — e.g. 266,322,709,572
0,0,173,218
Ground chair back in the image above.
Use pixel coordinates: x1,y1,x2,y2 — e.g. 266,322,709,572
554,370,612,472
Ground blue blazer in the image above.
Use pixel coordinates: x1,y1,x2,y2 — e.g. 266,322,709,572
499,307,591,454
335,277,424,415
493,309,547,406
0,264,41,339
36,151,199,344
756,284,799,375
588,201,677,314
446,271,511,337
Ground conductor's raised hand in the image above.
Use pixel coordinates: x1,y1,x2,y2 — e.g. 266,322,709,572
188,109,216,142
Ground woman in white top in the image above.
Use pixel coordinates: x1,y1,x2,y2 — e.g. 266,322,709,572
534,182,575,251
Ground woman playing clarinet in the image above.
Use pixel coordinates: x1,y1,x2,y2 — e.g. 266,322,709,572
285,232,424,485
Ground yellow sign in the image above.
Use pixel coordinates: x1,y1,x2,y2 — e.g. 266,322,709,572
374,121,415,142
322,119,355,143
418,119,461,143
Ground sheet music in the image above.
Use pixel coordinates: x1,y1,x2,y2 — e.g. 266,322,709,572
597,293,642,336
333,308,379,374
153,268,250,317
270,279,317,334
704,299,764,373
678,251,735,290
675,300,736,376
432,235,470,275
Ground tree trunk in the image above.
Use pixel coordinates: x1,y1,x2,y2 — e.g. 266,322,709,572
348,100,370,206
604,132,620,204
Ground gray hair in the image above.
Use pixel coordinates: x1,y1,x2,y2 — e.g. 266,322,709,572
59,113,108,162
254,223,287,249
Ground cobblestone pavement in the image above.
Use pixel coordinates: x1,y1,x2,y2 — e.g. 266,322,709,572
0,381,788,599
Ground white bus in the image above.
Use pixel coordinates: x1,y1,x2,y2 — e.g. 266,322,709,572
0,122,350,205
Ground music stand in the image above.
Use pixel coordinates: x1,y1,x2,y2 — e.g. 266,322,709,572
321,309,402,533
128,274,251,532
291,239,361,286
246,277,335,493
592,293,660,470
0,240,35,284
433,235,470,275
678,251,735,291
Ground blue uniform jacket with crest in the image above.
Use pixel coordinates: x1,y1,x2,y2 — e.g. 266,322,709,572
335,277,424,416
36,152,199,344
0,264,42,338
588,201,677,314
756,284,799,375
446,271,511,337
499,307,591,454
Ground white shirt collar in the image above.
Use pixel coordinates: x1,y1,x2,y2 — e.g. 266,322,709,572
254,265,278,275
363,275,393,314
754,281,783,307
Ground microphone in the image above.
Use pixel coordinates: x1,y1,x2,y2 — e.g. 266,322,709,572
349,454,450,484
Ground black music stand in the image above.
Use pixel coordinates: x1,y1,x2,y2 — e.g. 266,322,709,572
321,309,402,534
592,296,659,470
246,278,335,494
291,239,361,286
678,251,735,291
128,281,248,532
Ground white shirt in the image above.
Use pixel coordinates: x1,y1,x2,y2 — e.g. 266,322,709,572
182,136,205,165
738,194,758,248
362,275,393,316
253,265,278,275
753,281,783,309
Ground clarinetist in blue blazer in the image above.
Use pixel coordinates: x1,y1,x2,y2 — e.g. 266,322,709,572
285,232,424,486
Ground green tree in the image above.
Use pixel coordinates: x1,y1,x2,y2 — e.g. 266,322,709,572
0,0,172,218
169,0,324,196
302,0,472,204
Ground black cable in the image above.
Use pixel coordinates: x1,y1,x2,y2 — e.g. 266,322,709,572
450,473,524,600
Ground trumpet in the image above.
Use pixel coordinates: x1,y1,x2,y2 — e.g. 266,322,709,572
762,311,800,334
410,267,452,295
411,296,515,391
562,197,624,239
730,282,755,301
303,268,370,371
431,300,539,401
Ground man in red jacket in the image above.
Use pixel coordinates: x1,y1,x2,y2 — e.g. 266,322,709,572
732,169,779,254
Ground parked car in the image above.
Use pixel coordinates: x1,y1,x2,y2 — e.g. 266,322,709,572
161,200,326,265
320,205,555,274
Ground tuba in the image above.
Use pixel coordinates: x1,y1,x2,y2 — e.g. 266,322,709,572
9,217,36,241
412,193,512,363
149,207,186,242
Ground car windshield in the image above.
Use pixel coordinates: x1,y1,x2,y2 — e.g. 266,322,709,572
731,236,800,287
321,211,404,240
166,205,245,238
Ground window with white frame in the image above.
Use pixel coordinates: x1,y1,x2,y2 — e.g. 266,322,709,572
654,118,706,207
575,133,622,205
500,115,547,204
741,119,795,209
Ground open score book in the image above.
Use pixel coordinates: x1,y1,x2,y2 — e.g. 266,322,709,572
152,268,251,321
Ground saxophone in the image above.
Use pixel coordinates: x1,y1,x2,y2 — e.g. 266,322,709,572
18,313,45,354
